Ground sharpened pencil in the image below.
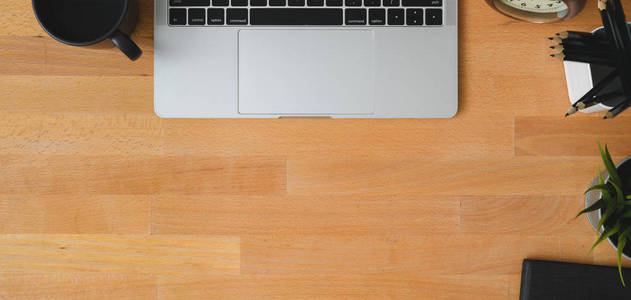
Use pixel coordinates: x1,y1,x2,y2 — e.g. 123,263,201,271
565,70,619,117
556,46,616,59
557,38,614,51
549,37,563,43
557,31,607,41
577,91,624,111
549,36,614,54
604,98,631,119
550,52,617,66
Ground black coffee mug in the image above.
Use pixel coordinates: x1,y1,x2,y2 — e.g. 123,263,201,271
32,0,142,61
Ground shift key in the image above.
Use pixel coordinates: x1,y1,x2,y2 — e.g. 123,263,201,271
170,0,211,6
402,0,440,6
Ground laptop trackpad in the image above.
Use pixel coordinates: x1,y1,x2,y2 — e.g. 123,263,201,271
238,30,374,115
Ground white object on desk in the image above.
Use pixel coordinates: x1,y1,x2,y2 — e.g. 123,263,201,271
563,60,612,113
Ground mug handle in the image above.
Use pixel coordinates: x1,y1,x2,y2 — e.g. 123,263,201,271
111,29,142,61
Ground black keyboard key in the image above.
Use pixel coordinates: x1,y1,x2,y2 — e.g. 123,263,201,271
188,8,206,25
170,0,210,6
251,0,267,5
402,0,440,5
345,9,366,25
345,0,361,6
402,0,440,6
425,8,441,25
227,8,248,24
213,0,229,5
383,0,399,6
387,8,404,25
289,0,305,5
326,0,343,6
250,8,343,25
406,8,422,25
269,0,286,5
208,8,225,24
232,0,247,6
169,8,187,25
364,0,380,6
308,0,324,6
368,8,385,25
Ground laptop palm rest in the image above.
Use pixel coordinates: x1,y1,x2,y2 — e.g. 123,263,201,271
238,30,375,115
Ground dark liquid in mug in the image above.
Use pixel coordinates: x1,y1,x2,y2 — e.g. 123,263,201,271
34,0,125,43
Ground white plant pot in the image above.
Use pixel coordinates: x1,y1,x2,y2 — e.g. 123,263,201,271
585,156,631,260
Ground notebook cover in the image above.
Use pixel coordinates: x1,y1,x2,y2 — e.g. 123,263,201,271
520,259,631,300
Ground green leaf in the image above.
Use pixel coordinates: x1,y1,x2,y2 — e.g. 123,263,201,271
598,189,615,230
599,166,605,185
598,202,616,231
599,142,622,188
610,181,626,212
585,184,614,195
590,222,621,253
627,195,631,200
616,229,631,287
576,199,604,218
618,237,627,287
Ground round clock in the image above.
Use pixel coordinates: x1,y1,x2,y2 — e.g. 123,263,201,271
485,0,587,23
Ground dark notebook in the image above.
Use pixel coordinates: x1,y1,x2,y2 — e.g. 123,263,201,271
520,259,631,300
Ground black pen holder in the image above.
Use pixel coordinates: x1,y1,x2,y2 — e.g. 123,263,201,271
564,25,630,113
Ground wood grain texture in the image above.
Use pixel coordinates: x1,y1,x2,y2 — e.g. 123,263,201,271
287,157,601,196
0,37,153,76
1,0,631,299
0,195,150,234
157,274,512,299
460,195,593,235
516,116,631,156
0,235,239,275
0,272,156,300
0,155,286,195
240,234,561,275
0,77,153,114
151,194,461,235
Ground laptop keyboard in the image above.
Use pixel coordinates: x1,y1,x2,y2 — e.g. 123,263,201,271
168,0,443,26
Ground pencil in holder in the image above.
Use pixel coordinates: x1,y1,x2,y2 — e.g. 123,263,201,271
552,0,631,119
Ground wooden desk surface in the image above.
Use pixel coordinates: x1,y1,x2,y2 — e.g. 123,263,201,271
2,1,631,299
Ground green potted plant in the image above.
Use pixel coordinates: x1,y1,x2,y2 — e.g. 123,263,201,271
578,143,631,286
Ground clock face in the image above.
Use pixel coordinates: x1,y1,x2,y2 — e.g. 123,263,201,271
492,0,570,23
496,0,568,14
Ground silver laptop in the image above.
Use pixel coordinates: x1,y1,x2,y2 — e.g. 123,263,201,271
154,0,458,118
